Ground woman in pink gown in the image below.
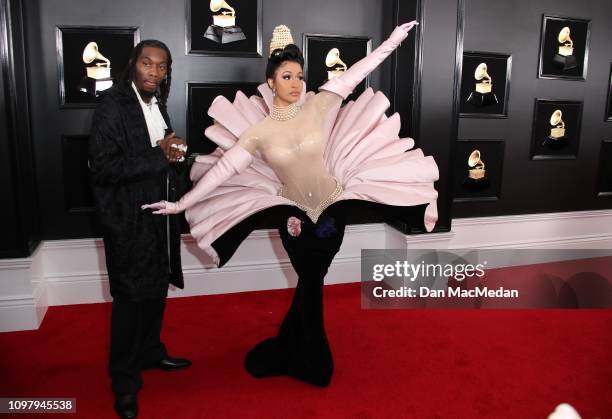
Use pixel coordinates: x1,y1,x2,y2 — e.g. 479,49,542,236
144,21,438,387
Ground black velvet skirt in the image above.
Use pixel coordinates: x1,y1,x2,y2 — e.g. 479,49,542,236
209,200,426,386
244,203,347,387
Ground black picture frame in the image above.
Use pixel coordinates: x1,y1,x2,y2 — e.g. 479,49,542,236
186,81,260,155
597,140,612,197
452,140,505,203
605,63,612,122
459,52,511,118
61,135,95,213
537,15,590,81
56,26,139,108
186,0,262,57
530,99,583,160
303,34,371,102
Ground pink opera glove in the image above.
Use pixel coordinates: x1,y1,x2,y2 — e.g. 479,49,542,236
141,200,182,215
319,20,419,99
141,144,253,215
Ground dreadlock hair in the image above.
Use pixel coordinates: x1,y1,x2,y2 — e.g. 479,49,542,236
120,39,173,107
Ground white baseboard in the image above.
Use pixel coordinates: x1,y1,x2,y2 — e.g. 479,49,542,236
0,296,41,332
450,210,612,249
0,250,47,332
1,209,611,332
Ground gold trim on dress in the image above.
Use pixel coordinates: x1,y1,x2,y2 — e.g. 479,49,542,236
278,178,343,223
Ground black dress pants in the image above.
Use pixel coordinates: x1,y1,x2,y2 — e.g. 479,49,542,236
109,297,168,394
245,205,346,387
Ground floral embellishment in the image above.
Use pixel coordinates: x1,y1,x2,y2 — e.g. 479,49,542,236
287,216,302,237
315,215,337,238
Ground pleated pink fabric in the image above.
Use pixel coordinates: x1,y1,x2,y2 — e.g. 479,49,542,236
185,84,439,266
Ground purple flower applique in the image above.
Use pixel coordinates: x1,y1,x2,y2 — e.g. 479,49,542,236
314,215,337,238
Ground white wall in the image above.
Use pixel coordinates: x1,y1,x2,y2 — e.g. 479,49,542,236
1,209,611,332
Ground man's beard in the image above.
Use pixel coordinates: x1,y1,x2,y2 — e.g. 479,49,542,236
139,88,156,99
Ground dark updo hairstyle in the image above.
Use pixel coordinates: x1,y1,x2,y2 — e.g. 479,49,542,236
265,44,304,81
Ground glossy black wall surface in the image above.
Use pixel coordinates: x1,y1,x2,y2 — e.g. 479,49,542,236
0,0,40,257
402,0,459,232
7,0,610,251
22,0,399,240
453,0,612,217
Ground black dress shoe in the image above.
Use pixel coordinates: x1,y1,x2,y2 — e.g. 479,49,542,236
155,356,192,371
114,393,137,418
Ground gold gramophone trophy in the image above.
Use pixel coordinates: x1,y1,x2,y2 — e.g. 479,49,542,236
79,42,113,96
543,109,568,147
204,0,246,44
325,48,347,80
467,62,498,106
468,150,486,180
553,26,577,70
463,149,490,190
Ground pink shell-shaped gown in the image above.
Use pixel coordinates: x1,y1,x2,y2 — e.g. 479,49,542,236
185,84,439,267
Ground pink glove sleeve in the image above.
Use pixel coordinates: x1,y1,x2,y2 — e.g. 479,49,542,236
142,144,253,214
178,144,253,211
319,24,416,99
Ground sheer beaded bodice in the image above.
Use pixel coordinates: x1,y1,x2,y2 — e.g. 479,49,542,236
238,91,342,222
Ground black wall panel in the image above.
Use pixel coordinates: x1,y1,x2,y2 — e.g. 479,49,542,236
393,0,459,232
1,0,40,257
6,0,610,250
23,0,396,240
454,0,612,217
0,49,21,255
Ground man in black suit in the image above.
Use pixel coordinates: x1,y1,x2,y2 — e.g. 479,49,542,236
89,39,191,419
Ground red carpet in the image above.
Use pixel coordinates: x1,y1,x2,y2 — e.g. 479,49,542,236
1,283,611,418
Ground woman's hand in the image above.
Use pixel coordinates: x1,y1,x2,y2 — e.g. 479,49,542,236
389,20,419,44
399,20,419,33
141,200,183,215
318,20,419,100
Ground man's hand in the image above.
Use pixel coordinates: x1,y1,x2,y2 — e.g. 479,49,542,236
157,132,187,163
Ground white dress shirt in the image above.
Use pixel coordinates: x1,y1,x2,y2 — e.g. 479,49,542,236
132,82,168,147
